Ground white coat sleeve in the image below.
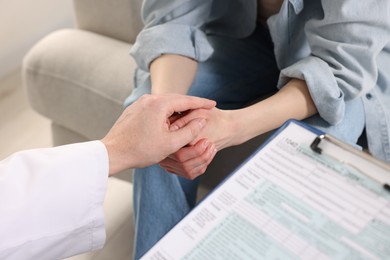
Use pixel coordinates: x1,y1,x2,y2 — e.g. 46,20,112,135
0,141,109,260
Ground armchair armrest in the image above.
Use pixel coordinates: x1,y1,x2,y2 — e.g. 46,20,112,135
73,0,143,43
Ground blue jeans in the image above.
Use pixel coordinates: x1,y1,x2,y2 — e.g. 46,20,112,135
126,25,365,259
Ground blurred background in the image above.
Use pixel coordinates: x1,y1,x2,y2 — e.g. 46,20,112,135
0,0,74,79
0,0,74,159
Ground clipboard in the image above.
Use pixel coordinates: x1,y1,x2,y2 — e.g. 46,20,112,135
141,120,390,260
309,129,390,192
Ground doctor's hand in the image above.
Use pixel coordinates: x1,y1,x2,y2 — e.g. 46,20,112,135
159,107,237,179
101,94,216,175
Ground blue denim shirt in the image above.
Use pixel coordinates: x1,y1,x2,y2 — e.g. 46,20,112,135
129,0,390,162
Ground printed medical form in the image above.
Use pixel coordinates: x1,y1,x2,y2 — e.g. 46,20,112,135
143,121,390,260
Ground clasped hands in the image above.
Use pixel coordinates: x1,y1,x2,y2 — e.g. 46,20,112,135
102,93,237,178
160,105,236,180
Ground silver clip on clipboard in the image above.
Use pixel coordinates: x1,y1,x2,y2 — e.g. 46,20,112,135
310,134,390,192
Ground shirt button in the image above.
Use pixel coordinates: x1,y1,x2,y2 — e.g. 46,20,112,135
366,93,373,100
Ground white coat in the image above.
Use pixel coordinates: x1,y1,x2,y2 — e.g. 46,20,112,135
0,141,109,259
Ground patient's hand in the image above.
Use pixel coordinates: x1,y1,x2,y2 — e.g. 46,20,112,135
159,107,236,179
159,138,217,179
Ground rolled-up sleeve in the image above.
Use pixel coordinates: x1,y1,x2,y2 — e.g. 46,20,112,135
130,0,214,71
278,0,390,125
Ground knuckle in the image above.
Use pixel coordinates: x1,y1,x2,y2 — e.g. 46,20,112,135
141,94,161,108
139,94,150,102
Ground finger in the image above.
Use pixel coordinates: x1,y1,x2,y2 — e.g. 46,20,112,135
160,162,206,180
159,160,182,174
169,110,204,131
169,113,183,124
160,164,177,174
169,139,209,162
160,144,217,179
166,95,216,114
162,142,213,170
168,110,190,125
169,118,206,150
162,149,214,180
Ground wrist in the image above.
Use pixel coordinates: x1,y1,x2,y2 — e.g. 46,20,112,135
224,109,251,147
228,110,246,146
101,138,135,176
229,108,267,146
101,139,118,176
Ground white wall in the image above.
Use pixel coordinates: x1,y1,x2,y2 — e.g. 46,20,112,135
0,0,74,79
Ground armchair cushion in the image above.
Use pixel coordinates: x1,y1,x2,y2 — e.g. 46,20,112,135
23,29,134,140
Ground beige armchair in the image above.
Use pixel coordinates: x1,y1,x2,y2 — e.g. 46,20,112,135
23,0,268,186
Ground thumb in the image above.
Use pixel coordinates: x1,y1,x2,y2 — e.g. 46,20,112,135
170,118,206,150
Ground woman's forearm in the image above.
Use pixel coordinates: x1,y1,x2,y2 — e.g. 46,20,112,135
159,78,318,177
231,79,318,145
150,54,198,95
